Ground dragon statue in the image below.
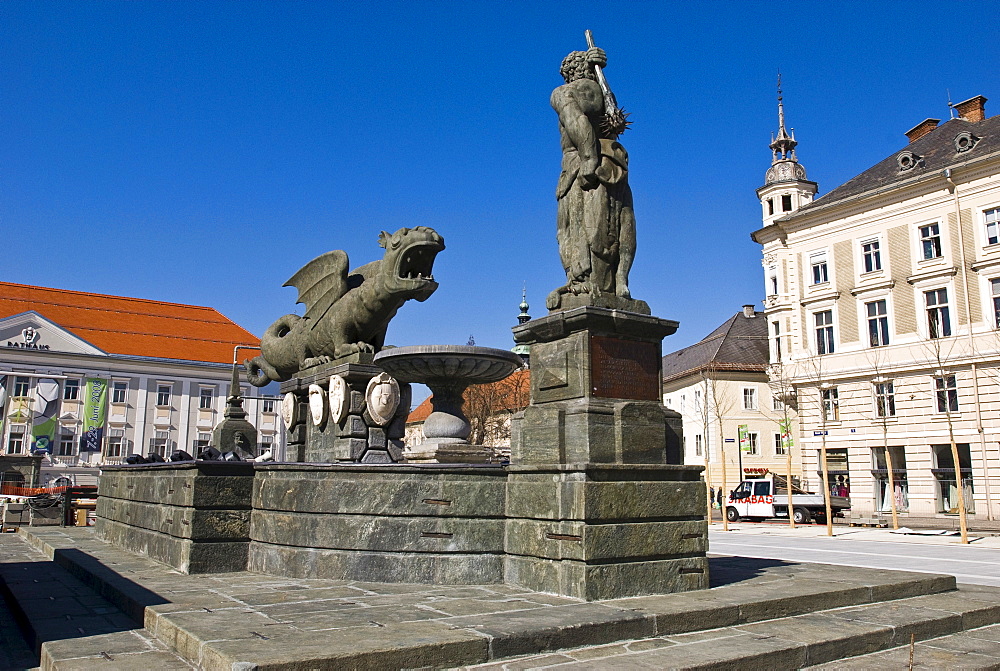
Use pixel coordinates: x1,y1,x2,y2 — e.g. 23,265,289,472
245,226,445,386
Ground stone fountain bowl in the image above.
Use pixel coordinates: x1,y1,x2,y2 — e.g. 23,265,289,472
374,345,523,384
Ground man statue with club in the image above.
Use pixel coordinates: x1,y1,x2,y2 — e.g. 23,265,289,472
547,32,635,310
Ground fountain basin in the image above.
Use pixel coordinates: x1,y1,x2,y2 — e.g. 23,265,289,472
374,345,523,459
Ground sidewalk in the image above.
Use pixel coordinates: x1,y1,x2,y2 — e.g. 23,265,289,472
708,520,1000,548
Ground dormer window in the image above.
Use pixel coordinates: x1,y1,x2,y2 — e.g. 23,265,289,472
896,151,922,171
954,131,979,153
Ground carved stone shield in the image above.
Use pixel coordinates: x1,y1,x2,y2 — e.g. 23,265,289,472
328,375,349,424
365,372,399,426
308,384,327,426
280,392,298,429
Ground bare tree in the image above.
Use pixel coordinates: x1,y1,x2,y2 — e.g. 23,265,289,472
919,332,969,544
865,348,901,530
465,370,530,448
800,354,836,536
702,363,736,531
765,360,798,528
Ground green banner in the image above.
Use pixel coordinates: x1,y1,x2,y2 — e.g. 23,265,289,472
81,378,108,453
738,424,750,452
779,418,794,450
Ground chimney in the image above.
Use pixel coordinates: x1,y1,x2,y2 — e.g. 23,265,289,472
954,95,987,123
742,304,756,318
905,118,940,143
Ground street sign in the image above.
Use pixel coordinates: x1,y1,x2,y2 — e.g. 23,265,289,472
724,438,735,443
813,430,828,436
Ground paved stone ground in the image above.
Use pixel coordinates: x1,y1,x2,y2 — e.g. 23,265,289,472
0,586,37,671
3,527,997,670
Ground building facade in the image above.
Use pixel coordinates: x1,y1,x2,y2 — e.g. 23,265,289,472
752,94,1000,522
0,282,284,486
662,306,800,495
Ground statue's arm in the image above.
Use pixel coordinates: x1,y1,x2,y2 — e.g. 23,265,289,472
551,85,600,188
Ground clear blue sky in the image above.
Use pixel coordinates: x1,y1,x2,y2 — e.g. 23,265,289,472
4,1,1000,355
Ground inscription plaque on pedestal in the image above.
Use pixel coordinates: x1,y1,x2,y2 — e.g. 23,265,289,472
590,335,660,400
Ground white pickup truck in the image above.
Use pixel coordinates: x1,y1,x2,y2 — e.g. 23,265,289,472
725,477,850,524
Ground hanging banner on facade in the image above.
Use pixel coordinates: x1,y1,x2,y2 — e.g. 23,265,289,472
779,418,794,451
0,375,6,434
81,377,108,453
738,424,751,452
30,378,59,453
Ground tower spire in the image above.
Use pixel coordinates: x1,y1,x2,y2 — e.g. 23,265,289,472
770,72,798,163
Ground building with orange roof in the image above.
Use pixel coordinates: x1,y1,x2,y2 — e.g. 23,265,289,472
0,282,284,486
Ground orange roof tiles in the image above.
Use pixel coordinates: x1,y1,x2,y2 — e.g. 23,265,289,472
0,282,259,365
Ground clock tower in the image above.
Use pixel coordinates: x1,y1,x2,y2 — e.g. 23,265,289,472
756,76,817,228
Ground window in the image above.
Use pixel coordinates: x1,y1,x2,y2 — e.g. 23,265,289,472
156,384,171,407
111,381,128,404
821,387,840,422
258,434,273,456
193,432,211,452
781,194,792,212
866,300,889,347
743,387,758,410
58,429,76,456
933,444,974,514
199,388,214,410
262,399,276,414
935,375,958,413
767,198,774,215
986,208,1000,245
6,424,26,454
925,288,951,338
63,379,80,400
745,432,759,455
679,394,685,412
771,321,781,361
772,394,783,411
769,274,779,296
693,389,702,411
815,310,835,354
150,430,170,457
920,223,942,259
874,381,896,417
774,432,786,455
861,239,882,273
694,434,703,457
106,429,125,458
810,252,829,285
13,377,30,397
992,278,1000,328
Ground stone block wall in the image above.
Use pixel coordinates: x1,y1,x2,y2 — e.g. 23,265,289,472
248,463,508,583
96,462,254,573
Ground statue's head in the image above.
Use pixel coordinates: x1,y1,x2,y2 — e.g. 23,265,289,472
377,226,445,302
560,51,595,84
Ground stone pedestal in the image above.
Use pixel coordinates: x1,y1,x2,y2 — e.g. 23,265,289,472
511,306,683,465
507,306,704,600
280,359,410,464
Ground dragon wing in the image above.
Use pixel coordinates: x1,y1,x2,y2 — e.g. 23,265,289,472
283,250,350,324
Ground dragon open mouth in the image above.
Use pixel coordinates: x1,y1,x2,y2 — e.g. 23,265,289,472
397,243,440,282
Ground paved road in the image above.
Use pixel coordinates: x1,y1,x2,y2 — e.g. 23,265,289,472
709,526,1000,587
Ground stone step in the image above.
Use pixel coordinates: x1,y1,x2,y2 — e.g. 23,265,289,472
10,527,987,670
0,533,192,670
461,585,1000,669
806,623,1000,669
